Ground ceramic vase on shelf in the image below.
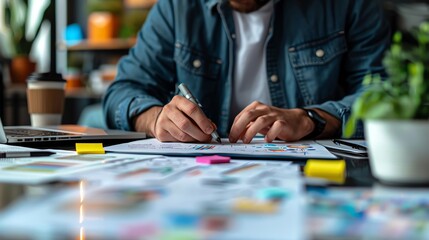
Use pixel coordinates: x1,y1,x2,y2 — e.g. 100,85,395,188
9,56,36,85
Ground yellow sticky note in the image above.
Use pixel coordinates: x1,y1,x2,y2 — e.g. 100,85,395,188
233,198,278,214
75,143,105,154
304,159,346,184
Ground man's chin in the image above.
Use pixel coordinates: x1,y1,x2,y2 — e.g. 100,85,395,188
229,0,260,13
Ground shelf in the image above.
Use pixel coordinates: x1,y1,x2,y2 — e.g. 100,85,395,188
59,38,137,52
5,84,102,99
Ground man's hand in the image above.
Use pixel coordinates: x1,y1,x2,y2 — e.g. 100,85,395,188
134,96,215,142
229,101,340,143
229,101,313,143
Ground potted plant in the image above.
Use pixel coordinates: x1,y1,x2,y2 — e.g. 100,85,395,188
1,0,49,84
345,22,429,184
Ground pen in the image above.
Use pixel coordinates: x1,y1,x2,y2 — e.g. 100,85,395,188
333,139,367,151
178,83,222,144
0,151,56,158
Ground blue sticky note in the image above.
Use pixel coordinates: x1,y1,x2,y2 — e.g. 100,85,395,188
257,187,290,201
167,213,200,228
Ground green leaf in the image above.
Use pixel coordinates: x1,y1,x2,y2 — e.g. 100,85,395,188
1,0,48,56
344,115,357,137
393,32,402,43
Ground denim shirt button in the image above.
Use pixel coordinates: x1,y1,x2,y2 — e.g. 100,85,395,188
270,75,279,83
193,59,202,68
231,34,236,39
316,49,325,58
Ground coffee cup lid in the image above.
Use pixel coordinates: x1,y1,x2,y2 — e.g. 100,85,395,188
27,72,66,83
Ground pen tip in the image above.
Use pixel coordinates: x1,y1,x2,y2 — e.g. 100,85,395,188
216,138,222,144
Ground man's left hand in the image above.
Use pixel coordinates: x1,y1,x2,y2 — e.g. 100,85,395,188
229,101,315,143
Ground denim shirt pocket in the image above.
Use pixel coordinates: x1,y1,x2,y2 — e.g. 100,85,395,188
289,31,348,105
174,42,222,81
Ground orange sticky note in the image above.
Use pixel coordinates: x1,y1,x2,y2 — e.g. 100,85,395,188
75,143,105,154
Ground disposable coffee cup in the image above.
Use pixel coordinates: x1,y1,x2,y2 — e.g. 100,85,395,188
26,73,66,127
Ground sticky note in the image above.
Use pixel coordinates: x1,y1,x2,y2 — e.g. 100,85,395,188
257,187,290,201
233,198,278,214
167,213,200,228
202,215,229,231
196,155,231,164
160,230,199,240
304,159,346,184
75,143,105,154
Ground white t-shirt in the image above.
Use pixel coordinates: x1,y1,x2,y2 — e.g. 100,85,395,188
230,1,274,120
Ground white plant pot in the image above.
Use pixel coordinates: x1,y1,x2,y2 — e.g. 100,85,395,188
365,120,429,184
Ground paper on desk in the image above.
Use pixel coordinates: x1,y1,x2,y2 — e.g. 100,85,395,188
0,152,159,184
0,144,59,167
0,144,39,152
0,157,305,240
105,138,338,159
307,187,429,239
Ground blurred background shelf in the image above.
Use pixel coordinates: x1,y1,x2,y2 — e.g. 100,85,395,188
2,0,429,127
60,38,137,52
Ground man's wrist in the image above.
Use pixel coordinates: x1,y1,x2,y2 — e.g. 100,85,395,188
297,108,315,137
301,108,327,139
152,107,164,138
133,106,163,137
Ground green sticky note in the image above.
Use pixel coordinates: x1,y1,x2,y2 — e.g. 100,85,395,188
75,143,105,154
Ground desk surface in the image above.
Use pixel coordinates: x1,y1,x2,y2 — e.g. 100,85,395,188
0,157,372,202
0,148,427,239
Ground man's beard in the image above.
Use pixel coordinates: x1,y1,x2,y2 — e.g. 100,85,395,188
229,0,271,13
255,0,270,6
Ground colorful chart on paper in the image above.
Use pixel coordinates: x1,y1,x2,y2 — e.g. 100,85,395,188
105,138,338,159
3,161,79,173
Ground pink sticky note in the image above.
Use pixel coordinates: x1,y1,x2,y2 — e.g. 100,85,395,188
196,155,231,164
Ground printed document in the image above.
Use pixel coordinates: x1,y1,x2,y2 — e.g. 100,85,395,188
105,138,338,159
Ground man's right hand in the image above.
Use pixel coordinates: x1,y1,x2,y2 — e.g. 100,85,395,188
134,96,215,142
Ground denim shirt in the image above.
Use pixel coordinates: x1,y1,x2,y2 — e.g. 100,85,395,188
103,0,390,138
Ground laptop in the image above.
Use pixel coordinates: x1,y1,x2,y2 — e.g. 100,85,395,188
0,118,146,144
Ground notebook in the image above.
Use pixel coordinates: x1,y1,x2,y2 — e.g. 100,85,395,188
0,118,146,144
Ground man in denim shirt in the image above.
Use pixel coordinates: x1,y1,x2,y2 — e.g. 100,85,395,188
103,0,390,143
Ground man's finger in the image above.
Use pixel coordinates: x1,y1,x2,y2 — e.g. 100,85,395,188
174,96,214,135
166,120,197,142
156,129,179,142
230,109,265,142
265,120,287,143
167,104,211,142
232,101,262,126
241,116,274,143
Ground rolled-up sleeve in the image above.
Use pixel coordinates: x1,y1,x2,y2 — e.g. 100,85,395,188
103,0,176,131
